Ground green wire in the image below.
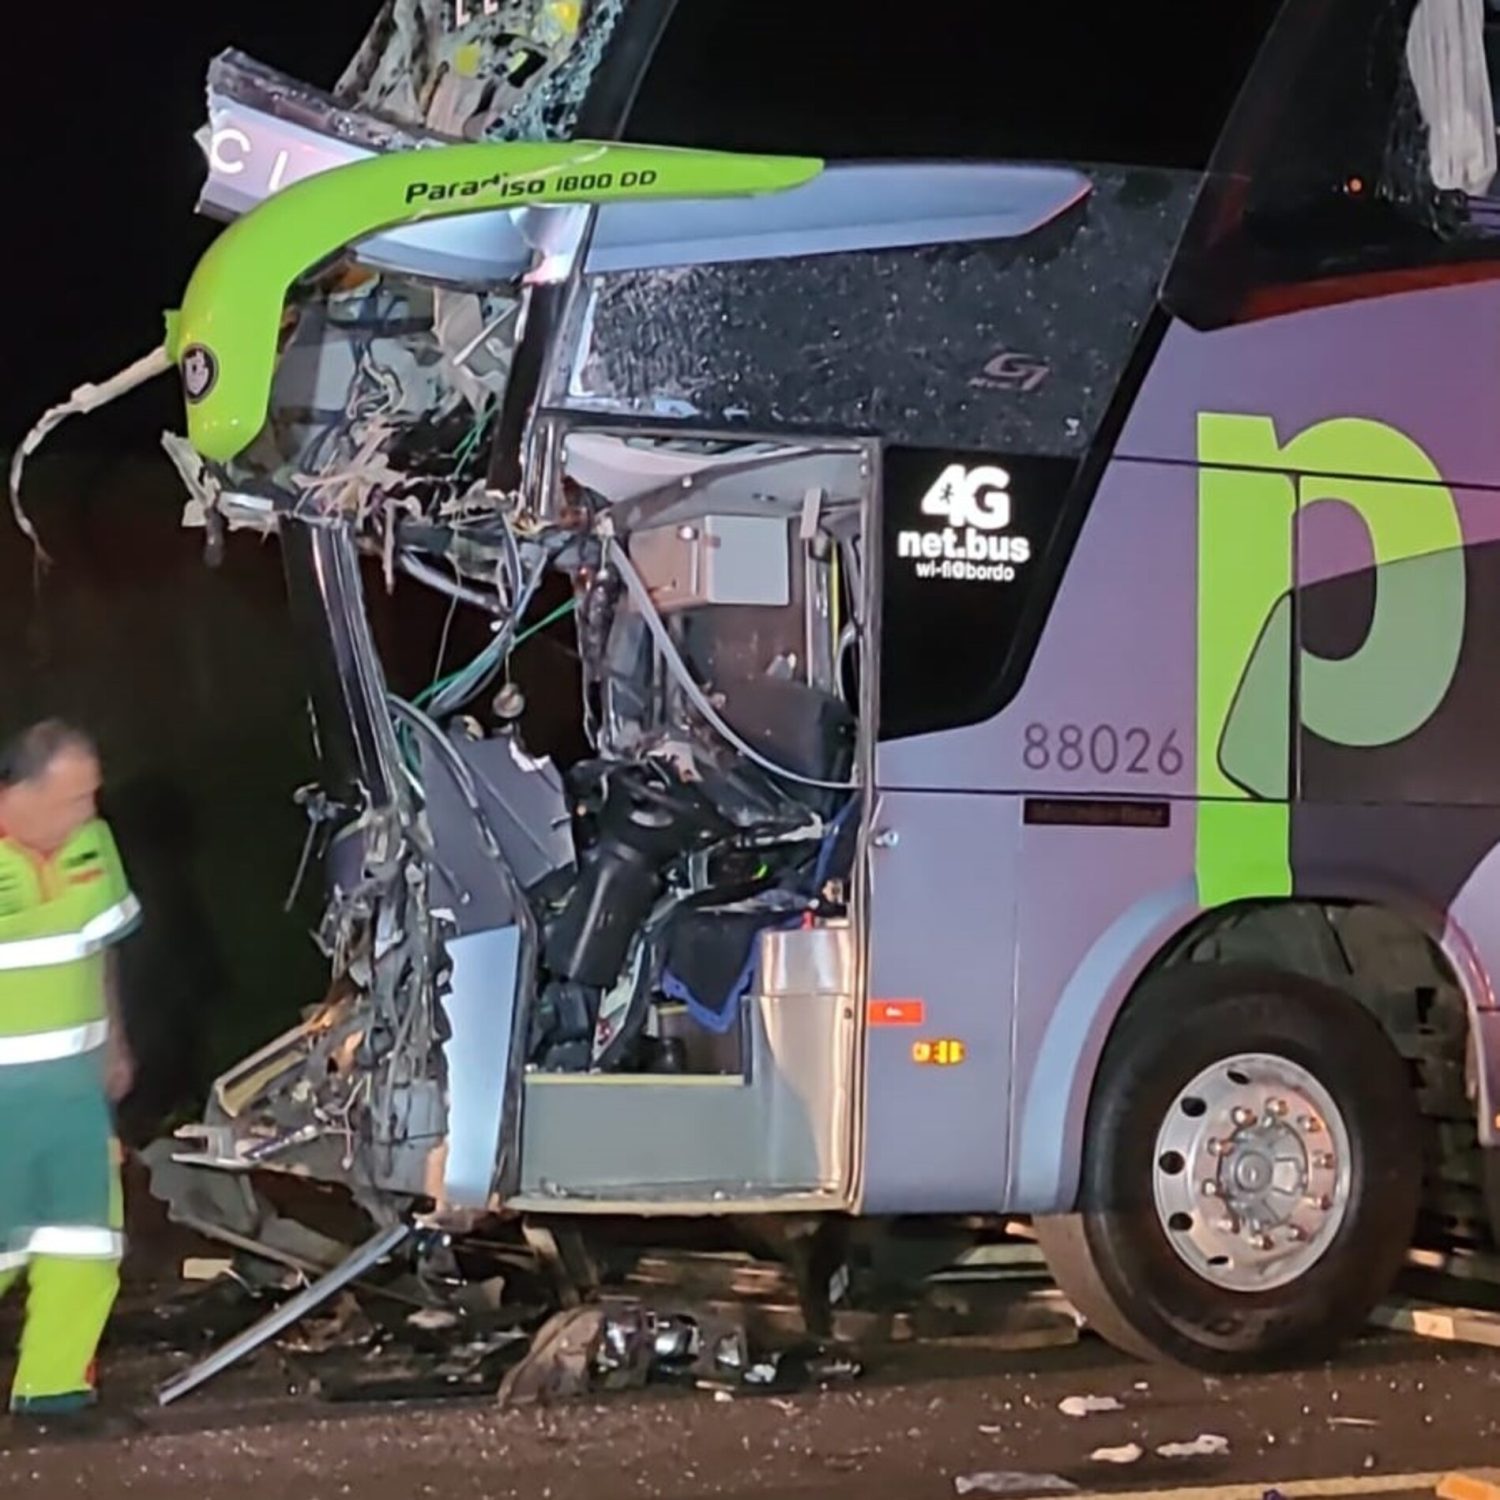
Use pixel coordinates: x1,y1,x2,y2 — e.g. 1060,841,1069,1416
511,595,577,650
414,596,577,710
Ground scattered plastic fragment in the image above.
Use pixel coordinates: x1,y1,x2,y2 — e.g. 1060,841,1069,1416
803,1353,863,1386
1091,1444,1143,1465
955,1473,1078,1497
406,1307,462,1331
1156,1434,1230,1459
1060,1395,1123,1418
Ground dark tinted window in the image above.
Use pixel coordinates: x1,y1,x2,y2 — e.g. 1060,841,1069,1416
879,449,1076,741
1167,0,1500,329
626,1,1280,169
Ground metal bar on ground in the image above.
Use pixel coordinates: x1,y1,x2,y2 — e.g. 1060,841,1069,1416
172,1212,429,1309
156,1222,412,1407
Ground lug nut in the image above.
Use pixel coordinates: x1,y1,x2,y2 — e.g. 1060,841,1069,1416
1201,1179,1221,1197
1313,1152,1335,1171
1249,1232,1271,1251
1286,1225,1307,1243
1215,1216,1238,1234
1300,1115,1322,1134
1306,1193,1333,1212
1232,1106,1257,1127
1266,1098,1288,1118
1208,1137,1231,1157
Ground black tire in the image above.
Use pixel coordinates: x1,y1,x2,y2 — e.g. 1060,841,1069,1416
1034,964,1421,1371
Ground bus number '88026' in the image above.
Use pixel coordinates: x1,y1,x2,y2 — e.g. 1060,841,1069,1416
1022,724,1184,778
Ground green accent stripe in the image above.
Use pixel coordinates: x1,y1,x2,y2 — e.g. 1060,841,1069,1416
1197,802,1291,909
172,140,824,464
1195,415,1294,906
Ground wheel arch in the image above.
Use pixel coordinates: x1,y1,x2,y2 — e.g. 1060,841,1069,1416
1010,876,1500,1216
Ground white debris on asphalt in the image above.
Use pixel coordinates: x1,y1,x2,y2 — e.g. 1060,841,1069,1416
1090,1444,1144,1465
1059,1395,1124,1418
955,1473,1079,1496
1155,1434,1230,1458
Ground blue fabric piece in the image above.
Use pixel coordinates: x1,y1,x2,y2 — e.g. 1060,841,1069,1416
660,944,760,1036
660,913,808,1035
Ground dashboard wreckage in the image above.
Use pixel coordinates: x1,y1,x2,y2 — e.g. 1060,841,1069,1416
26,0,1500,1375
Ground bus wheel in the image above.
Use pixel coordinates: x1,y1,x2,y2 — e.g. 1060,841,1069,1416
1034,965,1420,1371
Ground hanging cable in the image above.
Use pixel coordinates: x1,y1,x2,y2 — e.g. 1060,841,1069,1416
9,344,173,558
605,537,858,792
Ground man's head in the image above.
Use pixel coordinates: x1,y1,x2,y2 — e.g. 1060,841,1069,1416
0,721,102,855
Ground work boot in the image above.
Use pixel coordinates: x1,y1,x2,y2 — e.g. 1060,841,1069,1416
10,1392,144,1442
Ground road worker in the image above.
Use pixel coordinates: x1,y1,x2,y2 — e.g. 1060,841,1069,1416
0,721,138,1423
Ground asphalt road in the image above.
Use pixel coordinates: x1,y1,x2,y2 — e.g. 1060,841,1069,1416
1,1327,1498,1500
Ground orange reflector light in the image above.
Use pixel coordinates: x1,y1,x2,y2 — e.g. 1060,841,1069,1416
912,1039,966,1066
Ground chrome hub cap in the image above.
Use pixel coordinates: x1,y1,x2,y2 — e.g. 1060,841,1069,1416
1152,1052,1352,1292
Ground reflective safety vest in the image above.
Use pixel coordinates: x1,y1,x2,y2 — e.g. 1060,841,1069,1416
0,819,139,1065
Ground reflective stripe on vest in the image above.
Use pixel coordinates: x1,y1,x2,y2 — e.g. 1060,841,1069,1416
26,1226,123,1259
0,895,140,973
0,1019,108,1066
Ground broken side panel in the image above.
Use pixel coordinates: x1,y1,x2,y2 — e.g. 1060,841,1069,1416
550,167,1199,456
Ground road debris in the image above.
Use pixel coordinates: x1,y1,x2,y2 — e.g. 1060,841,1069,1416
1372,1300,1500,1348
1090,1443,1144,1464
1059,1394,1123,1417
276,1292,375,1355
1156,1433,1231,1458
954,1472,1078,1496
406,1308,462,1332
491,1294,863,1409
157,1223,413,1407
181,1258,234,1282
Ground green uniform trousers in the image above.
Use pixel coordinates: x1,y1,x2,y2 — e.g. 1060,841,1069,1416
0,1051,122,1410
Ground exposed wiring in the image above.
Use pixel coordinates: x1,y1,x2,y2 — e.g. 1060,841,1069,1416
605,537,859,792
414,596,577,711
425,552,548,719
430,560,464,685
386,696,503,866
810,795,861,893
513,596,578,652
396,552,503,614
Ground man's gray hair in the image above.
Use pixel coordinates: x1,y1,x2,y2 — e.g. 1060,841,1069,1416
0,720,98,788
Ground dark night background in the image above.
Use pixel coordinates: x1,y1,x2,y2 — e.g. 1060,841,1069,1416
0,2,1282,1141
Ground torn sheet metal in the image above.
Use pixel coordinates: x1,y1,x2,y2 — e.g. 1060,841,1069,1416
199,52,552,287
203,62,1092,288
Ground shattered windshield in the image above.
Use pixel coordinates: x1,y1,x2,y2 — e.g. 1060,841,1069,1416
335,0,632,140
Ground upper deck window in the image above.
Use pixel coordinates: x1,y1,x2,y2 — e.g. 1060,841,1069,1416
1166,0,1500,328
623,2,1278,171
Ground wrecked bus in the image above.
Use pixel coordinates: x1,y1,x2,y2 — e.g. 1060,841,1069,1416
29,0,1500,1371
